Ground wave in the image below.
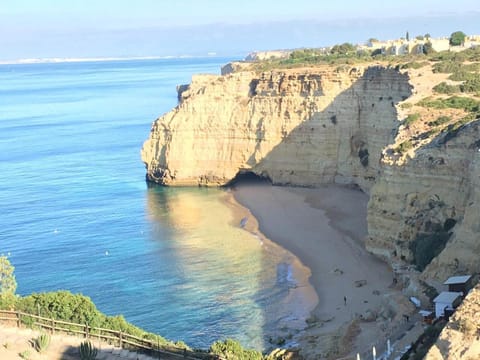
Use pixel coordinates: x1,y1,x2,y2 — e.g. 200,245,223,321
0,53,218,65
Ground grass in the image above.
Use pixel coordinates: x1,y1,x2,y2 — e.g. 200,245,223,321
403,113,421,127
417,96,480,112
433,82,460,94
429,115,451,127
395,140,413,153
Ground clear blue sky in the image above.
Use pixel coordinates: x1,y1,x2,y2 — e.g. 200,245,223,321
1,0,479,60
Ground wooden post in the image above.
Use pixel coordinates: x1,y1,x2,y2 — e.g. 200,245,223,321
85,323,89,339
16,312,20,328
119,331,123,348
51,318,55,334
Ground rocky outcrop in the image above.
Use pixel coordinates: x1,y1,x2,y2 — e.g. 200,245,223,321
142,63,480,281
142,66,411,191
425,284,480,360
367,121,480,280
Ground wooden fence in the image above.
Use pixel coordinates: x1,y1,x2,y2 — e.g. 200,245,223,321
0,310,211,359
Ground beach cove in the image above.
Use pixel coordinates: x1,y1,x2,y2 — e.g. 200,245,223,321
230,183,397,357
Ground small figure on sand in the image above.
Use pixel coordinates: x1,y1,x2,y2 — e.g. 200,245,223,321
344,296,347,306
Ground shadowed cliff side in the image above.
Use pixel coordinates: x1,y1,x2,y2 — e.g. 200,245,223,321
367,120,480,281
141,66,412,192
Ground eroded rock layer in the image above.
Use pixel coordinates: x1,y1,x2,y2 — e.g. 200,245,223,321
142,67,411,191
141,64,480,281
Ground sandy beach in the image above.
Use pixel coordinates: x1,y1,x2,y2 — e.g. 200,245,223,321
231,184,398,358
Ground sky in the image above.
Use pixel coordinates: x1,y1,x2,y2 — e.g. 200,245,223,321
0,0,479,60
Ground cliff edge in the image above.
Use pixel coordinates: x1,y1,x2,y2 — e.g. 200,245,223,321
142,59,480,283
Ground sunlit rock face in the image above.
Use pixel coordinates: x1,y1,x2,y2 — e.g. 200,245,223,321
141,67,411,191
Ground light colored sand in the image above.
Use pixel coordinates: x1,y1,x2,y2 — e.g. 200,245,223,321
232,184,397,355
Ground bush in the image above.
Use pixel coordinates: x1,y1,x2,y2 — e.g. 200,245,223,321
19,350,31,359
0,256,17,295
404,113,421,126
401,61,428,69
395,140,413,153
409,231,451,271
210,339,263,360
79,340,98,360
417,96,480,112
34,333,50,353
460,76,480,93
15,291,169,346
450,31,466,46
429,115,451,126
433,82,460,94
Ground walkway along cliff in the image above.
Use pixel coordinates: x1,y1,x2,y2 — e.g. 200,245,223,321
141,62,480,288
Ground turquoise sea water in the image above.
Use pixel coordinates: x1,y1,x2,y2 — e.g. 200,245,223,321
0,58,303,350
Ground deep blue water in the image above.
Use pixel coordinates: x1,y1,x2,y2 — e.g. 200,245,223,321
0,58,302,350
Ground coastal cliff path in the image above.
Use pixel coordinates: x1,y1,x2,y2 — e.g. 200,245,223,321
0,325,188,360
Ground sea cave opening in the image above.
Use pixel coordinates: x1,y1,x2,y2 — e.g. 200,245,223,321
224,170,272,187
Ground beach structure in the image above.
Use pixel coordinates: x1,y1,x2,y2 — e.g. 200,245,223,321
433,292,462,318
443,275,473,296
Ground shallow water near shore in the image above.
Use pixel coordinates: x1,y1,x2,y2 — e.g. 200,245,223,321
0,58,314,350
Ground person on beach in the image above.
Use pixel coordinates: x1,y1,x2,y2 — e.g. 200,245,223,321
344,296,347,306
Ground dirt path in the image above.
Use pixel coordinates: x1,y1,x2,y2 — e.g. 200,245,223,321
0,325,177,360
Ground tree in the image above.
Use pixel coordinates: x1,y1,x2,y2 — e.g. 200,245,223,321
406,31,410,41
450,31,466,46
330,42,356,55
0,256,17,295
0,256,17,309
423,41,435,55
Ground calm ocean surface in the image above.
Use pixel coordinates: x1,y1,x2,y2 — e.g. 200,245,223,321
0,58,302,350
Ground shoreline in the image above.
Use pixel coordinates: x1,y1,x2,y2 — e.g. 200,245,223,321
222,188,319,344
228,183,397,358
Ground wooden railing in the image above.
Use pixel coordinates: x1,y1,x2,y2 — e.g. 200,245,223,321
0,310,211,359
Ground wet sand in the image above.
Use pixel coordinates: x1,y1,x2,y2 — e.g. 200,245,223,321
231,184,394,354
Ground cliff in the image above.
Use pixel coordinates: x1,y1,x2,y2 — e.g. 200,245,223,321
141,61,480,282
141,66,411,190
425,284,480,360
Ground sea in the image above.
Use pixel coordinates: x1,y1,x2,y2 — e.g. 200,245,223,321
0,57,307,350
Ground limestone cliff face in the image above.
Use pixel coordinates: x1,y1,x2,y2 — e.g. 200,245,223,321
367,121,480,280
425,284,480,360
142,63,480,281
142,67,411,190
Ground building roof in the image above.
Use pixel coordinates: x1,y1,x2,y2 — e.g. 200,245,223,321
419,310,433,317
444,275,472,285
434,291,463,304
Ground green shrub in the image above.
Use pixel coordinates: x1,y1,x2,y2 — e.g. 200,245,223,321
432,61,460,73
34,333,50,353
210,339,263,360
15,291,169,346
429,115,451,126
417,96,480,112
399,102,413,109
401,61,428,69
19,350,31,359
409,231,451,271
0,256,17,296
433,82,460,94
404,113,421,126
395,140,413,153
460,76,480,93
79,340,98,360
449,31,466,46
